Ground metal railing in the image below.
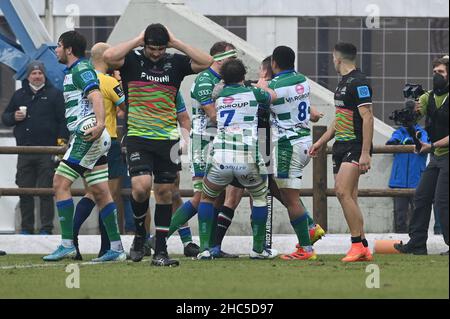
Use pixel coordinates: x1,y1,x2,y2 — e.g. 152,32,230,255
0,126,418,231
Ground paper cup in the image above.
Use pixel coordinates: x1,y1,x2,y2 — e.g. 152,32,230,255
19,106,27,116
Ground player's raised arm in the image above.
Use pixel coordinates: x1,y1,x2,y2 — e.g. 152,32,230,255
166,27,213,73
103,30,145,69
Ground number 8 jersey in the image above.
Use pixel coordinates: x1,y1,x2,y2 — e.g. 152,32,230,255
269,70,311,145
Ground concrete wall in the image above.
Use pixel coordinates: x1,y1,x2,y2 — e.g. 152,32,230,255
247,17,298,68
4,0,447,18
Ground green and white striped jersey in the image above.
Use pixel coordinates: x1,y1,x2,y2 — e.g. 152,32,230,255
213,84,271,153
269,70,311,144
190,67,222,136
63,59,100,134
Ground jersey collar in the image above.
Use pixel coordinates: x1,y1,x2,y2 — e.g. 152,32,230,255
208,67,221,80
342,68,358,79
273,69,296,78
64,58,85,74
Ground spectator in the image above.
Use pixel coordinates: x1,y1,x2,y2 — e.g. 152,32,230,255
1,61,69,235
386,123,428,233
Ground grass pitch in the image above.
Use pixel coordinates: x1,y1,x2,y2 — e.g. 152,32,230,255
0,254,448,299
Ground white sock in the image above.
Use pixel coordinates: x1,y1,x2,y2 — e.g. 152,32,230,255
111,241,123,252
62,239,73,248
302,245,314,252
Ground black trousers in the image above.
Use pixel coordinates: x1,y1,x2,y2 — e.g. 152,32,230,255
15,154,56,233
394,196,414,233
408,154,449,248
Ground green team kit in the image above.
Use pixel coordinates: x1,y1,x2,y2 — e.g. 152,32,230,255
269,70,313,189
44,53,124,264
56,59,111,184
205,84,271,189
190,67,222,190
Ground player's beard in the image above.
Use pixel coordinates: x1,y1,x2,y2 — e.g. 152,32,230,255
58,52,68,65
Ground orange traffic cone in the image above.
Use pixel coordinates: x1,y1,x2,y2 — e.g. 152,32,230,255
374,240,401,254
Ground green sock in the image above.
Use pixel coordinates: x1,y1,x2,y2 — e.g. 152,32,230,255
306,214,315,228
99,203,121,242
56,199,75,240
198,202,215,251
290,213,311,246
251,206,268,253
299,199,315,228
168,200,197,237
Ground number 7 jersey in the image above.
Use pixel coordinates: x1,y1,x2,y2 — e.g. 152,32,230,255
214,84,271,152
269,70,311,144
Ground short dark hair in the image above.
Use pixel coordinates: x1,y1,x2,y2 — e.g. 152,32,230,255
261,55,273,79
210,41,235,56
58,31,87,58
432,56,449,74
144,23,169,46
221,59,246,85
334,42,357,62
272,46,295,70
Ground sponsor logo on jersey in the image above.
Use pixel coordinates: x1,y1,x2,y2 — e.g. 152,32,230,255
223,97,234,104
335,100,345,107
129,152,141,162
80,100,91,118
357,86,370,99
162,62,172,71
219,164,247,170
217,100,250,110
140,72,170,83
113,85,124,97
198,89,211,97
80,71,95,83
295,84,305,95
63,74,73,85
285,92,309,103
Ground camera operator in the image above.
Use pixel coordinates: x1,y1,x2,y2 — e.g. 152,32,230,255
395,56,449,255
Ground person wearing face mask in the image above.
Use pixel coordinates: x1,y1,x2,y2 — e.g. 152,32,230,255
394,56,449,256
1,60,69,235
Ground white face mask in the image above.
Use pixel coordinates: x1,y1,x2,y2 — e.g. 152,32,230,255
29,82,45,92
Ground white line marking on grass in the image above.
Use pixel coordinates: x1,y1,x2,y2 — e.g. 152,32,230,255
0,258,151,270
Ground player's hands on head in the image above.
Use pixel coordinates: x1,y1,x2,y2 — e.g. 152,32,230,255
166,27,179,49
137,30,145,47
